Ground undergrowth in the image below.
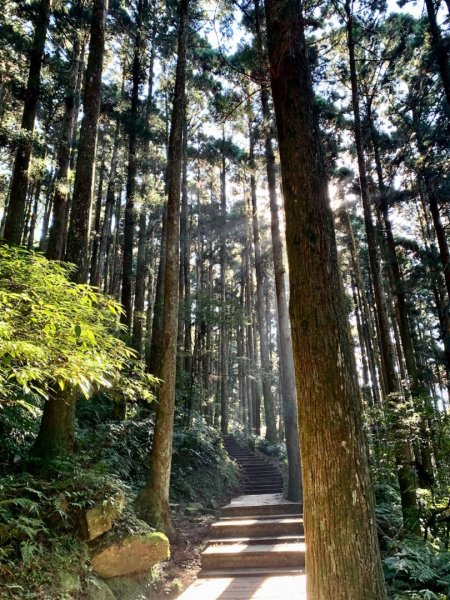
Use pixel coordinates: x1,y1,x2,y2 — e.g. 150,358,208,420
0,401,239,599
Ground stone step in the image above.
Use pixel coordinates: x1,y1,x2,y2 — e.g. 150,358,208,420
219,512,303,522
211,516,304,538
245,475,283,484
239,464,275,469
221,495,302,518
209,534,304,545
240,470,279,476
244,474,282,479
242,477,281,482
244,483,283,489
201,542,306,570
244,485,283,496
198,566,305,579
244,486,283,492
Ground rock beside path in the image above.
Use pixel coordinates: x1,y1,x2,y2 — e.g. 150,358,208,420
91,531,170,578
80,491,125,541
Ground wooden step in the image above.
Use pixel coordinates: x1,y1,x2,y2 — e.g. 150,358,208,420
201,542,306,570
212,516,304,538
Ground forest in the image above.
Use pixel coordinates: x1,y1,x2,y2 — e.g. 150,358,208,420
0,0,449,597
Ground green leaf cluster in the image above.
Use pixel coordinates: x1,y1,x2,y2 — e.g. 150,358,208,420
0,246,154,405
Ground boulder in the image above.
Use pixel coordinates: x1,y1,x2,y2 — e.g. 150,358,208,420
80,491,125,541
91,532,170,578
84,576,116,600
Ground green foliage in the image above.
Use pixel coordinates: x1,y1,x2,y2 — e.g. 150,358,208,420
77,403,239,506
0,468,126,599
170,418,239,504
0,246,156,406
255,437,288,462
383,536,450,599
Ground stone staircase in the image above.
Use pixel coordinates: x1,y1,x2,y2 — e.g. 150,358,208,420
177,436,306,599
200,493,305,575
223,435,284,495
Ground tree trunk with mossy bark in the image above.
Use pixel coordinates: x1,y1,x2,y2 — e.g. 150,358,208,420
264,0,388,596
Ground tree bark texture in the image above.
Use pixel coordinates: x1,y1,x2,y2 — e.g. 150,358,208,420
65,0,108,282
264,0,388,596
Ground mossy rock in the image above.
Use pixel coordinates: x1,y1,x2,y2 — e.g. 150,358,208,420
84,576,116,600
80,491,125,541
91,531,170,578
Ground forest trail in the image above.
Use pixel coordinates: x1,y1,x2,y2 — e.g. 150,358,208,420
176,438,306,599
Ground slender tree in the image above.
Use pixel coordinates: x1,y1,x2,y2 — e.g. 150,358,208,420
136,0,189,533
3,0,51,245
65,0,108,282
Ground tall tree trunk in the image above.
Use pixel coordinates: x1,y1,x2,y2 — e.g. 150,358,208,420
31,389,77,459
27,179,41,249
39,171,55,251
259,85,302,499
345,2,419,534
264,0,388,596
132,210,148,352
219,142,229,434
136,0,189,533
65,0,108,282
47,31,85,260
244,219,261,434
369,108,434,486
95,121,121,287
122,0,145,330
3,0,51,245
33,0,108,460
249,123,278,442
147,206,167,376
424,0,450,108
181,135,192,375
90,151,106,283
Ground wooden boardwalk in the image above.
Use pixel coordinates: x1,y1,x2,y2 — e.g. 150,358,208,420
177,438,306,599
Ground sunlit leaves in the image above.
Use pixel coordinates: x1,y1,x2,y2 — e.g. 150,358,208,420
0,246,155,405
